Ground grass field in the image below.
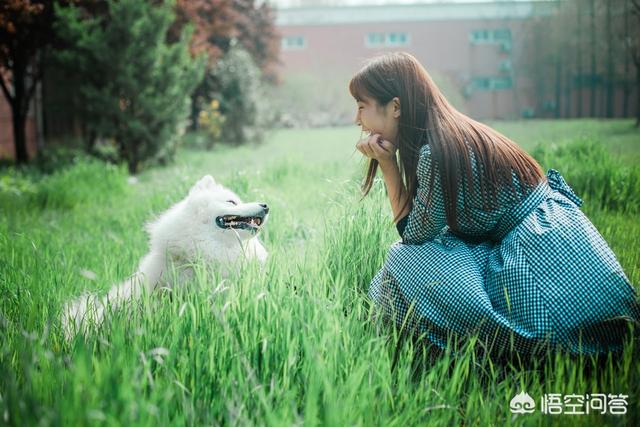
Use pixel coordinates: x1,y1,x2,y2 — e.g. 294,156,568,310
1,119,639,425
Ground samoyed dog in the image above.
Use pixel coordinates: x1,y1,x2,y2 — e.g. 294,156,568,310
62,175,269,338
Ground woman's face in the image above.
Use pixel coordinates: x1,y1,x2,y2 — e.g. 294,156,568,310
354,96,400,144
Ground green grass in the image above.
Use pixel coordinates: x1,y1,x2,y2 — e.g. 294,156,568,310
489,118,640,165
1,120,639,425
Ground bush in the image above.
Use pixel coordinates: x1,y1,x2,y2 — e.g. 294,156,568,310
0,169,39,210
33,146,86,175
35,159,129,209
0,159,128,211
206,44,273,144
54,0,204,174
532,138,640,214
197,99,226,148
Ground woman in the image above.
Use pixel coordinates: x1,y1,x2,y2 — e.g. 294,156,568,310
351,52,638,355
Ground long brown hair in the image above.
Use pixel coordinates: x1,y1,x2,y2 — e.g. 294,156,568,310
349,52,543,230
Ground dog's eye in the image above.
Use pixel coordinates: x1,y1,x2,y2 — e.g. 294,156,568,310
227,200,237,205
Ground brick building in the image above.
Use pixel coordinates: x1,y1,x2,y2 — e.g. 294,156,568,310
275,1,636,123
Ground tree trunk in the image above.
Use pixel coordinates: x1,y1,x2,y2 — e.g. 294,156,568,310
555,57,562,119
11,65,29,164
127,157,138,174
605,0,614,118
636,63,640,127
565,70,572,118
12,105,29,164
589,0,597,117
623,0,630,117
189,94,198,132
127,137,139,174
577,3,583,117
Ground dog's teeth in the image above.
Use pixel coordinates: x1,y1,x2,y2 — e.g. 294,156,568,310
256,218,261,225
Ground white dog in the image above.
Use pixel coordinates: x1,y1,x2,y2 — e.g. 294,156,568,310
62,175,269,338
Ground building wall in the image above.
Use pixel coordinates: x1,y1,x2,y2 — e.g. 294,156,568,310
275,1,636,122
275,3,537,121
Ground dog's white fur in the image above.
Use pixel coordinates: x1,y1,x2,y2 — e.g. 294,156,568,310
62,175,268,338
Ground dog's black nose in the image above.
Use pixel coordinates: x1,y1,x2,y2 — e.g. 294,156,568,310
259,203,269,214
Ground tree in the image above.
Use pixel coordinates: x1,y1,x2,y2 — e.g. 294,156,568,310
170,0,233,66
171,0,280,136
172,0,280,80
605,0,614,117
576,0,583,117
230,0,280,83
54,0,204,173
589,0,597,116
0,0,68,164
522,0,637,120
209,43,271,144
631,0,640,126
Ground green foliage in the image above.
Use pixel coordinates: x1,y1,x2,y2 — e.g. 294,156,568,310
0,158,128,211
207,44,273,144
197,99,226,148
33,145,86,175
53,0,204,173
35,159,129,209
0,168,39,209
533,138,640,214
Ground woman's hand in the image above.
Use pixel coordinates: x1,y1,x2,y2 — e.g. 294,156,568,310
356,133,397,165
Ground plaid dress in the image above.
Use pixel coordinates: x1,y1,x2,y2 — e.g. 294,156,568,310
369,145,639,355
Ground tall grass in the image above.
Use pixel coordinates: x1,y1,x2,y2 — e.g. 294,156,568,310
533,138,640,214
1,121,639,425
0,158,128,212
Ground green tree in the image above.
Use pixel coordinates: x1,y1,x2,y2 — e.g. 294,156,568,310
171,0,280,135
54,0,203,173
207,42,271,144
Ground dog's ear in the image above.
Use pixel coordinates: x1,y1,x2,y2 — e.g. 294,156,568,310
190,175,217,195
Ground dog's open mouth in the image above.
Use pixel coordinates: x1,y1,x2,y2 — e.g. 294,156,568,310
215,215,264,231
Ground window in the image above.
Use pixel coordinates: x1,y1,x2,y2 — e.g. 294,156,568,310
491,77,513,90
472,77,492,90
470,29,491,43
470,76,513,91
366,33,386,47
281,36,306,50
469,28,512,44
365,32,410,48
492,29,511,41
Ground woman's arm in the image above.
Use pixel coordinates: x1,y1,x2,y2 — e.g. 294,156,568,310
356,133,410,222
401,145,447,244
378,158,410,222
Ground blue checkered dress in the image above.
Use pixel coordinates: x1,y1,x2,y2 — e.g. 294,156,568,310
369,145,639,355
